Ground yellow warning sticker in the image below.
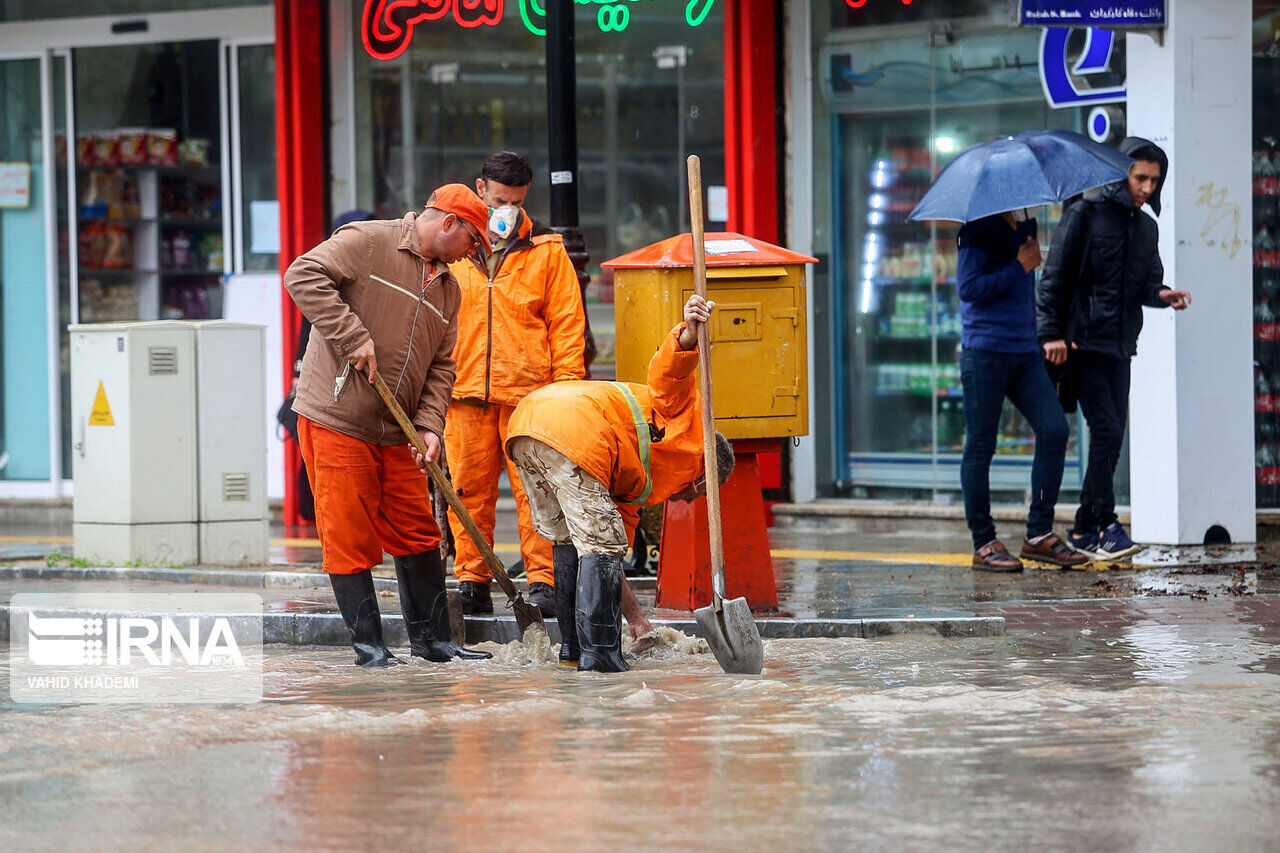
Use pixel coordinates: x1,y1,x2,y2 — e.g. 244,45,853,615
89,381,114,426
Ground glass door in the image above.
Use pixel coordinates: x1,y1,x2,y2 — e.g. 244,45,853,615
228,40,277,275
0,55,61,483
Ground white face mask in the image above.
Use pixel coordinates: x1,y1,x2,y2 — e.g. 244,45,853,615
488,206,519,241
1011,207,1031,223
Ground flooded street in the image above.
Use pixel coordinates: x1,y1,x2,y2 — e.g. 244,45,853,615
4,616,1280,851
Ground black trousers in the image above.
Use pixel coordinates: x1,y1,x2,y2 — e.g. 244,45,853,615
1073,350,1130,533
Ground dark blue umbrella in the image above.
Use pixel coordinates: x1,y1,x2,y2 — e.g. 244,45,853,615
908,129,1132,223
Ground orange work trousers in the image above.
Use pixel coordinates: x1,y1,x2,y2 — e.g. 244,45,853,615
444,400,553,587
298,416,441,575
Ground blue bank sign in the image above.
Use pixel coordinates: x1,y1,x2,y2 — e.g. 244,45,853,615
1039,27,1126,109
1019,1,1166,27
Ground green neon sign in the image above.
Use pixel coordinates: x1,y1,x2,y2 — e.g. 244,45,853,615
519,0,716,36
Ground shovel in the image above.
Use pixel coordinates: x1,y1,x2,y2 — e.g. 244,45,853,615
369,371,544,636
685,155,765,675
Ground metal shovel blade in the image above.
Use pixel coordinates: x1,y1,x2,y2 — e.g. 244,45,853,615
694,596,764,675
512,596,541,637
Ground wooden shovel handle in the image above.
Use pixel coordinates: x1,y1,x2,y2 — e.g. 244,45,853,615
686,155,726,610
368,371,521,604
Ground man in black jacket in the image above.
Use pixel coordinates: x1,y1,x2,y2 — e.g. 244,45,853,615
1037,137,1192,560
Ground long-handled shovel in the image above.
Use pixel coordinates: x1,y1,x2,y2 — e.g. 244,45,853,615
686,155,765,675
369,371,544,635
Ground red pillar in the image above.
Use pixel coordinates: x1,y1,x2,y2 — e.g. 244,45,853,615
654,0,783,612
722,0,783,526
724,0,779,243
275,0,328,527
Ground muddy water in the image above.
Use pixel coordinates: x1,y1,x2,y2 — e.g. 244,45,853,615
2,624,1279,851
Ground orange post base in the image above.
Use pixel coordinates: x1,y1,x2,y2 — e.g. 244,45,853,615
655,443,779,613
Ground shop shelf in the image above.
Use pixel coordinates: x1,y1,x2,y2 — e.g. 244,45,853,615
77,164,219,177
77,216,154,224
160,268,224,277
874,276,956,287
79,267,158,276
874,334,962,343
160,217,222,228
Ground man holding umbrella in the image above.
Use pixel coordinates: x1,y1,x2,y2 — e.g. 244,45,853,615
955,208,1086,571
911,130,1131,571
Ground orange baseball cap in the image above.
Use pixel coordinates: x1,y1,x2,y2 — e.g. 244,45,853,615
426,183,492,252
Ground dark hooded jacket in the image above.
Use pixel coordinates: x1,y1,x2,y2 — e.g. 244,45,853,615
1036,137,1172,359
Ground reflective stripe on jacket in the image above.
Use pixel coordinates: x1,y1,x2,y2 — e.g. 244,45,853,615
505,324,703,507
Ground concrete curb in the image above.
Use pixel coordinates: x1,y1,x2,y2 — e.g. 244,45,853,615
0,604,1003,648
0,564,659,592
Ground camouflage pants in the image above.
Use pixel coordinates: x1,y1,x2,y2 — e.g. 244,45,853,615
507,436,629,557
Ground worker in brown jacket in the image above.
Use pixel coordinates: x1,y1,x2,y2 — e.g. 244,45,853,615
285,184,493,667
446,151,587,617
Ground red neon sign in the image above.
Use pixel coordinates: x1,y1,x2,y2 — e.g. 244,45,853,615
362,0,502,61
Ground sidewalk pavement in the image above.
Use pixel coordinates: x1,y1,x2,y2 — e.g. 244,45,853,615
2,514,1277,645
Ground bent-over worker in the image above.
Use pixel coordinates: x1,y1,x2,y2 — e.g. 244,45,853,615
501,294,734,672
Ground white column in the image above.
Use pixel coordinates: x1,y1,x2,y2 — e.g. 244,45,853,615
1127,0,1256,544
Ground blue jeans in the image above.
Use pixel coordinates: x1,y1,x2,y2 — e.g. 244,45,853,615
960,347,1069,550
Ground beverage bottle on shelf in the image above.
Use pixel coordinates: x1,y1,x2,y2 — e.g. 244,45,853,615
1258,441,1271,507
1261,151,1278,196
1257,368,1276,441
1255,298,1275,364
1267,442,1280,507
1262,270,1279,301
1272,298,1280,367
1256,193,1277,231
1257,227,1276,269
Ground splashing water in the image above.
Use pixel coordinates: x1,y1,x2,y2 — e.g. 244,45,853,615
475,626,559,665
624,626,710,658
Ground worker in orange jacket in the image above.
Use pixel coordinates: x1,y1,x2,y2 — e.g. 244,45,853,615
505,294,735,672
445,151,587,617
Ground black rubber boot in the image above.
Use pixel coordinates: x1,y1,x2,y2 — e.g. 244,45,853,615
328,570,401,667
457,580,494,615
552,544,580,665
395,552,492,663
527,582,555,618
575,553,629,673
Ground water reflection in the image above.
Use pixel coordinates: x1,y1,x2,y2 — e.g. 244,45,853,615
2,622,1279,850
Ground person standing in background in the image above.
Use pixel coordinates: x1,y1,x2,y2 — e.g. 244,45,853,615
445,151,587,617
1038,138,1192,561
957,210,1088,572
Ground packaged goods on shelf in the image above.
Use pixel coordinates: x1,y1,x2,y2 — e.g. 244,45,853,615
147,129,178,166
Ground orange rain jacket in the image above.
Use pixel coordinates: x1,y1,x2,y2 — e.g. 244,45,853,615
506,323,704,515
448,214,586,405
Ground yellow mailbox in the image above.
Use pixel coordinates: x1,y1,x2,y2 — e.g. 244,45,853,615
603,232,816,440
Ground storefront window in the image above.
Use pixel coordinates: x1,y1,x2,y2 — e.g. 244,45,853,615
235,42,277,273
0,1,267,22
811,1,1126,501
72,40,224,324
0,58,50,481
1253,1,1280,508
351,3,724,377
